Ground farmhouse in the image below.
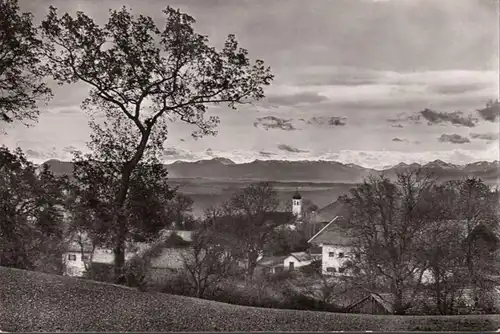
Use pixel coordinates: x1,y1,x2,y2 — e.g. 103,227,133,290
307,215,355,275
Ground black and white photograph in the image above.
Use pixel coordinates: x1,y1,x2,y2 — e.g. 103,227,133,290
0,0,499,332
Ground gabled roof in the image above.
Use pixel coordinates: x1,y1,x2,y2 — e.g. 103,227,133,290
307,215,352,246
347,293,394,314
316,199,346,221
288,251,313,262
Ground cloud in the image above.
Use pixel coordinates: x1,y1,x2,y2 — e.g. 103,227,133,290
428,82,491,95
470,132,499,141
387,113,422,125
476,101,500,122
265,92,328,107
254,116,297,131
305,116,347,127
277,144,309,153
420,109,477,127
161,147,198,160
438,134,471,144
259,151,276,157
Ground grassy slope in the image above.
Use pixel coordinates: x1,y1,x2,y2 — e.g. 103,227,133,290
1,267,500,332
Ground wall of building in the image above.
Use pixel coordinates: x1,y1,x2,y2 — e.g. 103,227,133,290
62,251,89,277
283,255,311,271
292,199,302,217
321,244,353,275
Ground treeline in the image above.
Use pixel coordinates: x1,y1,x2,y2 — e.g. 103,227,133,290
337,172,499,315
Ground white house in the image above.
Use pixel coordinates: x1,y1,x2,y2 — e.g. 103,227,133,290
283,251,320,271
62,242,92,277
307,216,356,275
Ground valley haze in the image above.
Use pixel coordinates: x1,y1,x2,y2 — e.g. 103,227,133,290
43,158,500,217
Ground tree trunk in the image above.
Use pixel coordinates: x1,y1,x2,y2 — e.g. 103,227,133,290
112,132,151,284
113,222,127,284
246,250,259,279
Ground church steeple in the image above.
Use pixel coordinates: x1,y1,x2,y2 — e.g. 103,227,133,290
292,189,302,217
292,189,302,200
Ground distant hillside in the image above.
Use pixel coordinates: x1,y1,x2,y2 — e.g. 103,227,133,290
41,158,500,184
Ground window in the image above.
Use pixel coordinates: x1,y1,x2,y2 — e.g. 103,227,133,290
326,267,336,273
82,254,90,261
68,254,76,261
339,267,346,273
289,262,295,271
338,252,344,258
328,252,335,257
355,253,361,260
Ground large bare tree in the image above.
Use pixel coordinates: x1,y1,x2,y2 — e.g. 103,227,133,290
339,170,439,314
41,6,273,282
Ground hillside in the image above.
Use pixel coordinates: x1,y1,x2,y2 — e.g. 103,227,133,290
41,158,500,183
1,267,499,332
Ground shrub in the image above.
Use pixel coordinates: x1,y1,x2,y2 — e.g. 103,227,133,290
83,262,114,283
157,270,194,296
124,256,149,291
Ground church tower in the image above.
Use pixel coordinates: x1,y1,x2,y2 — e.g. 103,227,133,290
292,189,302,218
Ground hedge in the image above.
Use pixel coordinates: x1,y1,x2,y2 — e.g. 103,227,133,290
1,266,500,332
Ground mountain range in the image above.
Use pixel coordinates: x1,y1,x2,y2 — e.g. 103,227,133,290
42,158,500,184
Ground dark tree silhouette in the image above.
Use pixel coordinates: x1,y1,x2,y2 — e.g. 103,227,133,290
0,0,51,126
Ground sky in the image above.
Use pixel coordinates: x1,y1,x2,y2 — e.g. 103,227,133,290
2,0,500,169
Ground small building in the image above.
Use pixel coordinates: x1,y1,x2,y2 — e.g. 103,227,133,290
347,293,394,315
283,251,320,271
62,242,92,277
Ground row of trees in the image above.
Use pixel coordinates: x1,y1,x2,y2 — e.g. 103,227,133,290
337,172,499,315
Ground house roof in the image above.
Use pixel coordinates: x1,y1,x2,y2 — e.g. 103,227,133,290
257,255,287,268
289,251,313,262
316,199,347,221
307,216,352,246
66,242,93,253
346,293,394,314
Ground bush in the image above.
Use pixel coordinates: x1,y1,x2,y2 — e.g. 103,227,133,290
265,269,295,283
83,262,114,283
157,270,193,296
124,256,149,291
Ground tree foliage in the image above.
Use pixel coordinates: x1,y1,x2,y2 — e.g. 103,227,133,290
182,224,240,298
208,182,294,278
0,146,68,272
0,0,51,125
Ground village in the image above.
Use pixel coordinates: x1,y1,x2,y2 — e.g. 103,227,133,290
61,186,500,316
